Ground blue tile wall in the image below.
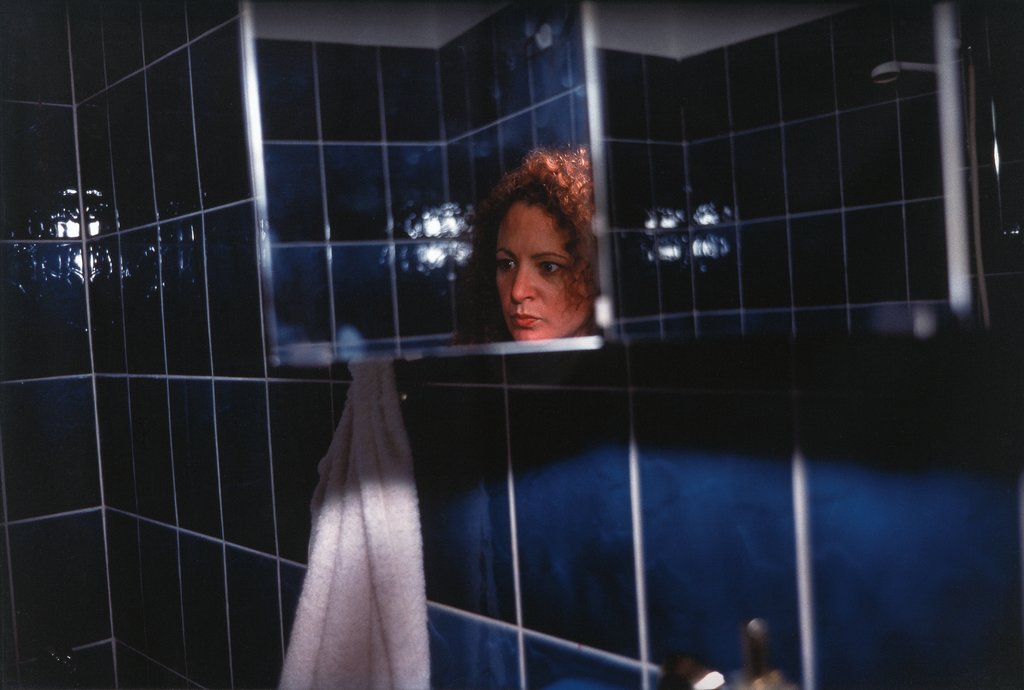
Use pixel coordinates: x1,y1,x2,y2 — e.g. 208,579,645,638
399,332,1022,689
258,1,586,361
603,0,1024,338
3,3,1022,690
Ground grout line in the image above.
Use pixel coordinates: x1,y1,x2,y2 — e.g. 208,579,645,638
311,42,339,359
888,13,913,307
773,32,798,336
190,5,236,676
375,48,404,355
1018,467,1024,684
827,16,852,335
791,448,816,690
0,420,23,686
625,359,650,689
500,357,528,690
64,4,121,685
721,47,746,336
141,16,193,683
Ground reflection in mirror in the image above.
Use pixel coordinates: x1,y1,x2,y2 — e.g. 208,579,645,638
241,1,603,365
588,2,973,342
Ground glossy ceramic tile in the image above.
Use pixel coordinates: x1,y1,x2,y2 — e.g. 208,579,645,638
491,4,531,118
890,2,937,99
839,102,901,207
611,231,662,316
102,0,144,85
470,128,503,206
499,111,534,175
987,6,1024,163
692,225,739,312
380,47,441,142
69,1,106,101
141,0,186,64
323,144,388,240
505,345,629,388
203,203,266,377
138,519,186,674
0,242,90,379
271,246,330,346
533,94,573,150
226,546,283,689
128,377,176,523
646,54,682,143
728,34,780,131
634,390,799,678
120,228,166,374
509,389,636,657
159,218,211,375
179,533,231,689
407,386,514,622
739,220,791,309
107,73,156,230
190,21,251,209
268,381,335,564
527,2,579,103
733,128,785,221
687,137,734,226
186,0,237,39
807,460,1022,689
899,93,942,201
7,512,108,658
95,376,136,512
264,144,325,242
844,204,906,304
524,636,641,690
831,3,896,111
788,213,846,307
168,379,221,538
428,607,519,690
0,0,71,103
115,642,185,689
148,50,200,219
0,103,77,240
317,43,381,142
904,199,948,300
387,146,445,240
105,511,144,646
331,243,396,343
602,49,647,141
0,378,99,520
440,39,471,139
777,17,834,121
256,39,317,141
608,141,653,229
784,115,841,214
454,16,499,133
215,381,276,554
395,243,455,337
678,49,729,141
76,95,117,236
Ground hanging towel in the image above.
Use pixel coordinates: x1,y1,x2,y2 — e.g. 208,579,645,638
279,359,430,690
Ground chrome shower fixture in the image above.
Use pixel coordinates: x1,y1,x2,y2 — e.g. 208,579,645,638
870,60,938,84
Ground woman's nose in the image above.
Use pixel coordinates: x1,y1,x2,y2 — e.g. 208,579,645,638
510,267,536,302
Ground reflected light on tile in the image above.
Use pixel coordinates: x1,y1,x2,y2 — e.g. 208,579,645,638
693,201,733,226
403,202,469,239
692,234,731,259
645,207,686,230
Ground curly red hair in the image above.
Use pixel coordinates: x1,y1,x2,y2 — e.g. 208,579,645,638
454,146,597,344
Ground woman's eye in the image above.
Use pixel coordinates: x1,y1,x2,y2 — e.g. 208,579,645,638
496,258,515,272
539,261,561,274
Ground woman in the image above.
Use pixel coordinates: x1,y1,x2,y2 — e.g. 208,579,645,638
454,146,598,344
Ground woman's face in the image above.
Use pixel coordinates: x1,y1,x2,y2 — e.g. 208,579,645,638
495,201,593,341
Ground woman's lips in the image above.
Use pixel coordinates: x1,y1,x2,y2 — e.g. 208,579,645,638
511,314,540,328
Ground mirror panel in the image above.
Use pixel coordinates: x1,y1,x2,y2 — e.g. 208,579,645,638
242,1,602,365
587,2,973,342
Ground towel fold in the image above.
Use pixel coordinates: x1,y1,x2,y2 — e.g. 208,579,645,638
279,359,430,690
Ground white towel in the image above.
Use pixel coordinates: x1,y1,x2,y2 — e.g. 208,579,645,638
279,359,430,690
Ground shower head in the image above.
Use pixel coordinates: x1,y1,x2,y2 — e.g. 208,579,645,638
871,60,938,84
